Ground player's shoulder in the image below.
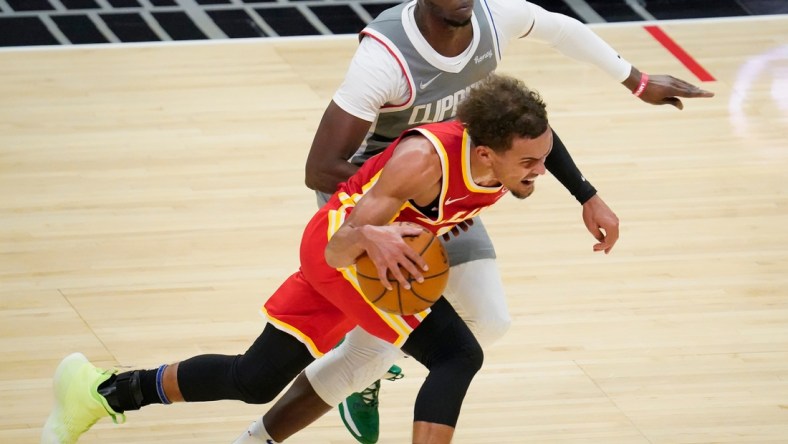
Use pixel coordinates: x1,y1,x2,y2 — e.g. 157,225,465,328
387,133,442,174
482,0,531,14
482,0,536,39
413,120,465,140
357,32,399,62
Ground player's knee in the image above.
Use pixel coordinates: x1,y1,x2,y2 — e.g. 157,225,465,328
233,360,290,404
235,373,281,404
235,375,283,404
444,257,511,347
432,336,484,378
305,331,401,405
468,311,511,347
343,337,401,391
461,337,485,375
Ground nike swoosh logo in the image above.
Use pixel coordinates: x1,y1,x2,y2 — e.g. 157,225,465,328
419,73,442,90
445,195,469,205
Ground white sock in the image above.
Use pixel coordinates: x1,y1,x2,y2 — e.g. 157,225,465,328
232,419,280,444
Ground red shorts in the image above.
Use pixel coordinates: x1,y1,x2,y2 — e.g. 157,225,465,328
263,205,428,357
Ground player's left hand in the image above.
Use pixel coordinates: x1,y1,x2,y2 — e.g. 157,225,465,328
637,74,714,110
581,194,619,254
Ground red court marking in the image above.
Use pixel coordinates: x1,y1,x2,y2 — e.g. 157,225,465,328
644,25,716,82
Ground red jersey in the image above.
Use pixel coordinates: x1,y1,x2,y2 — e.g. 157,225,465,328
333,120,509,237
264,120,510,356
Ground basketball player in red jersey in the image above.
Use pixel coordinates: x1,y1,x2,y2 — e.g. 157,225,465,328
291,0,714,440
43,73,554,444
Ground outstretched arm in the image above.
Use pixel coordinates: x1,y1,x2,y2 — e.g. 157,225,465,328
523,3,713,108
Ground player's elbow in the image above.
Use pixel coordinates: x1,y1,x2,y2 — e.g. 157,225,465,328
304,161,322,191
304,173,320,191
304,159,339,193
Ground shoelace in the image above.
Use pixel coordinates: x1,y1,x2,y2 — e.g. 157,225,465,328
384,371,404,381
358,370,404,407
359,381,381,407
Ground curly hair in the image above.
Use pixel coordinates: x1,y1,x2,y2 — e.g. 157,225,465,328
456,73,548,152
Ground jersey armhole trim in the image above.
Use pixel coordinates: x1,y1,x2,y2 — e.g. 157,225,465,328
361,29,415,111
480,0,503,61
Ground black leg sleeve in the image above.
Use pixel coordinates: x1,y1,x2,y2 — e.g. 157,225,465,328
402,297,484,427
177,324,314,404
545,129,597,204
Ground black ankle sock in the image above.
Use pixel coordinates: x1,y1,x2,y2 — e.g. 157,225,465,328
137,369,163,407
98,368,162,412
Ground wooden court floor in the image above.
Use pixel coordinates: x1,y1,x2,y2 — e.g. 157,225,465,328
1,15,787,444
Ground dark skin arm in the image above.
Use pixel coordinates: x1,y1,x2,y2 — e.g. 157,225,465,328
304,101,371,194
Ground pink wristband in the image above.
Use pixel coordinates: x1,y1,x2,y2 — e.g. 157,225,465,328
633,72,649,97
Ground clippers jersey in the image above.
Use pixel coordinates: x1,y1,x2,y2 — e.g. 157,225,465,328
350,0,500,166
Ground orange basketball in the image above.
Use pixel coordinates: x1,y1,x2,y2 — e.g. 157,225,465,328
355,222,449,315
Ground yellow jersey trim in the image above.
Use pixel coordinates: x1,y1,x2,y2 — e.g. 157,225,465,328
260,307,324,358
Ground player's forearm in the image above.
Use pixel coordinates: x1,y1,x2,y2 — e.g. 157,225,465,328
528,6,631,82
544,129,597,204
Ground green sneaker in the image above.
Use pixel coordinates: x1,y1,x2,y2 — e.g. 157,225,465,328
338,365,404,444
41,353,124,444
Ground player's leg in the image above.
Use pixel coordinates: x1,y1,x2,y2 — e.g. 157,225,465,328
307,326,403,408
402,297,484,443
251,236,476,444
314,190,404,444
444,257,509,345
313,327,403,444
236,326,403,443
41,271,339,444
240,298,482,444
41,323,314,444
338,217,509,442
234,371,331,443
441,217,511,347
275,266,506,438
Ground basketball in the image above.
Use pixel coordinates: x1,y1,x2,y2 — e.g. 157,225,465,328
355,222,449,315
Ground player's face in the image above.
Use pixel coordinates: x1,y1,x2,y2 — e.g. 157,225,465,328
490,128,553,199
422,0,474,27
